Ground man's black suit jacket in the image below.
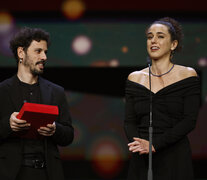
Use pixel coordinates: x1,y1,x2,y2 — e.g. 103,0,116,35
0,75,74,180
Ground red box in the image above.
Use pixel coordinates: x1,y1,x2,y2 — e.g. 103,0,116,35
16,102,59,139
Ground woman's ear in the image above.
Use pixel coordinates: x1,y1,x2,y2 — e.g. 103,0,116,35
171,40,178,51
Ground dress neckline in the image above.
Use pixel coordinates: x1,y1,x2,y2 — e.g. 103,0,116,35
127,76,199,95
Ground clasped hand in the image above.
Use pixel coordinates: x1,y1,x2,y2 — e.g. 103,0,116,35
128,137,156,155
10,112,56,136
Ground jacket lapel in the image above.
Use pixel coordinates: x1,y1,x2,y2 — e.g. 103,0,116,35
8,75,24,111
39,77,52,105
7,75,52,111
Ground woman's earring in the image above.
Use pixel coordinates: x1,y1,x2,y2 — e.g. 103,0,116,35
19,59,23,63
170,50,175,60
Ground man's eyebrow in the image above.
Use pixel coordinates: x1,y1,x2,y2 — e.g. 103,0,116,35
34,48,43,50
34,48,48,51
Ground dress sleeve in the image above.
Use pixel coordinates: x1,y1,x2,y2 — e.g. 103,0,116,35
124,80,140,142
153,79,201,151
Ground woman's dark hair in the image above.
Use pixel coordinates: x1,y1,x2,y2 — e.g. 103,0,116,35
146,17,184,53
10,27,51,63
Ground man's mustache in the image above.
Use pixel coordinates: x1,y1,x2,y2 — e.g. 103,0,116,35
36,61,46,66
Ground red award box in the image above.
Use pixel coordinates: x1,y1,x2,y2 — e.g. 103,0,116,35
16,102,59,139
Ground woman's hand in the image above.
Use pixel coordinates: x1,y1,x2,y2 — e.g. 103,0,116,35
128,137,156,155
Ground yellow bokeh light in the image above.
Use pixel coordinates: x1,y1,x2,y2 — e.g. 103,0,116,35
0,12,13,24
62,0,85,20
0,11,14,33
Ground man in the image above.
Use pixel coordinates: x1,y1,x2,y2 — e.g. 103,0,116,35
0,27,74,180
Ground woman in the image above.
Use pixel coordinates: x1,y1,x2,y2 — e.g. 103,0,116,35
124,17,200,180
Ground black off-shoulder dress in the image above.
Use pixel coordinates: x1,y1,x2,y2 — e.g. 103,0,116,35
124,76,200,180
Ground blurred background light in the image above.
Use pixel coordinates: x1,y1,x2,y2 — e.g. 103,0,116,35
90,59,119,67
109,59,119,67
62,0,85,20
0,11,14,33
90,60,111,67
0,11,17,57
72,35,92,55
198,57,207,67
195,37,201,44
87,135,125,179
121,46,128,53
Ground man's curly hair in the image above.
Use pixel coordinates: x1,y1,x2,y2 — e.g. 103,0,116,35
10,27,51,63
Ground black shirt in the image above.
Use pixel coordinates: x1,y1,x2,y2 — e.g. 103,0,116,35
16,76,45,157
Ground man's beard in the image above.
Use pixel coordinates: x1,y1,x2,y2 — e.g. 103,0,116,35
23,56,45,76
31,61,45,76
31,68,44,76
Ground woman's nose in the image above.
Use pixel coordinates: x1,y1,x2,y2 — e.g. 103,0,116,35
151,36,157,43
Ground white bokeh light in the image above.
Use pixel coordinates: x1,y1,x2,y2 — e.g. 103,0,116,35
198,57,207,67
72,35,92,55
109,59,119,67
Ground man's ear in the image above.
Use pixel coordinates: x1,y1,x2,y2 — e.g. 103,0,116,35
17,47,25,59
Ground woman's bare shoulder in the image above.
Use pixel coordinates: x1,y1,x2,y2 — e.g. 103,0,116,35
175,64,198,78
128,67,149,83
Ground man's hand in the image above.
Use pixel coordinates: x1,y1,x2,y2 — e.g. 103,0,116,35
128,137,156,155
10,112,31,132
37,122,56,136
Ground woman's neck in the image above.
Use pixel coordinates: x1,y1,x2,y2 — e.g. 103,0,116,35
151,58,173,75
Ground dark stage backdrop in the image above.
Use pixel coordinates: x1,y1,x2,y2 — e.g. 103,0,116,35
1,18,207,68
0,67,206,179
0,9,207,179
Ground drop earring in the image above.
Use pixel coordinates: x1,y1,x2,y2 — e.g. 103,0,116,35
19,59,23,63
